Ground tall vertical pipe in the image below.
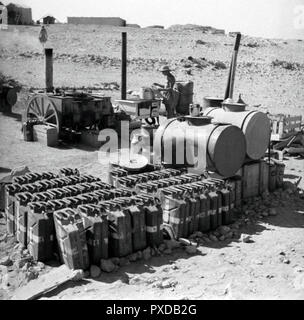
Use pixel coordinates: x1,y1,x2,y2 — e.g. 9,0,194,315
121,32,127,100
45,48,53,92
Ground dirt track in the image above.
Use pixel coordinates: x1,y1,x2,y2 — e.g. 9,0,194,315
0,24,304,300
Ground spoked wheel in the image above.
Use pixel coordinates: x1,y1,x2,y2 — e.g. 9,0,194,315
26,94,59,133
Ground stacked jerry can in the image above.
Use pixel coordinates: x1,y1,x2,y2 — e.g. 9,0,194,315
54,208,90,270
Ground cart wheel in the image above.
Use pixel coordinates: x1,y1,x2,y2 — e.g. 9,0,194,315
26,94,59,133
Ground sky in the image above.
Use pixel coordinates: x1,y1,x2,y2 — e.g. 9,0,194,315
3,0,304,39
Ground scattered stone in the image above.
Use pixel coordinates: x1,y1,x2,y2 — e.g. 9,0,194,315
185,246,197,255
279,251,286,256
1,273,10,288
72,269,85,281
219,235,225,241
26,269,39,281
158,244,166,252
194,231,203,238
266,274,274,279
163,248,172,255
13,257,32,269
0,256,13,267
136,251,143,260
294,266,304,273
203,237,212,244
90,265,101,278
283,258,290,264
100,259,116,273
0,265,8,274
37,262,45,270
240,234,252,243
119,257,130,267
160,279,178,289
218,226,230,235
209,235,218,242
269,208,277,216
109,258,119,266
142,247,151,261
128,253,137,262
225,232,233,240
22,249,29,256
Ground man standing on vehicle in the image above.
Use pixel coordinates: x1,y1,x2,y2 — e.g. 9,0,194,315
153,65,179,119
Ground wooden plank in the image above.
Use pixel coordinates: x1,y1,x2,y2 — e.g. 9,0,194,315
11,265,81,300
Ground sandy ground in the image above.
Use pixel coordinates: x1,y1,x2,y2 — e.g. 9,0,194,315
0,24,304,300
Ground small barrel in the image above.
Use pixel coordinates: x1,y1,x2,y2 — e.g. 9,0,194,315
204,107,270,160
174,81,194,115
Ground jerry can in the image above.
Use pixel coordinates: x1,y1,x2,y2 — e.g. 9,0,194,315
5,183,22,235
54,208,90,270
59,168,80,177
198,184,218,230
121,199,147,252
269,163,277,192
24,173,40,183
15,192,34,244
12,175,28,185
208,179,231,225
137,194,163,246
78,204,109,263
276,162,285,189
28,201,55,262
42,172,57,180
102,202,132,258
161,188,186,239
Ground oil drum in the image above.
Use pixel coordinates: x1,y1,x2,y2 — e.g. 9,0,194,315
204,105,270,160
154,116,246,177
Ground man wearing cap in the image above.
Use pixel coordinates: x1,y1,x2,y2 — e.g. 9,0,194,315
153,66,179,118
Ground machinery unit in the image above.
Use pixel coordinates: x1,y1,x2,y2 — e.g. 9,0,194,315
203,103,271,161
153,116,247,178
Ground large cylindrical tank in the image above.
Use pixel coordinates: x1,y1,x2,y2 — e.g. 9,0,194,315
154,116,246,177
204,105,270,160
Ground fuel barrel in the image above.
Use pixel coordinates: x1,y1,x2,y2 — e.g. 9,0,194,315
154,116,246,178
204,104,270,160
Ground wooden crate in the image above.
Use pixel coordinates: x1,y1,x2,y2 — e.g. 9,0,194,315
33,125,58,147
268,114,302,141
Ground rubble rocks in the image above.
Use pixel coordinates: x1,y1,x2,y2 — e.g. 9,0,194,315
90,265,101,278
72,269,85,281
100,259,116,273
0,256,13,267
209,235,218,242
185,246,197,255
119,257,130,267
218,226,231,235
136,251,143,260
158,244,166,252
240,234,252,243
128,253,137,262
269,208,278,216
142,247,152,261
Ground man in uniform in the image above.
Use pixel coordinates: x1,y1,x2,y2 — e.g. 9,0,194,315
153,66,179,118
39,25,48,47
